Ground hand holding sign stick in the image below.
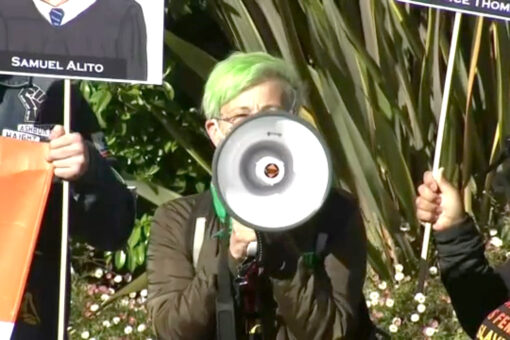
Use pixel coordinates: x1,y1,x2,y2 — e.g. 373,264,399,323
397,0,510,293
414,12,463,294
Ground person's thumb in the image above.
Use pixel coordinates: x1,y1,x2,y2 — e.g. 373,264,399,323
435,168,456,195
50,125,65,140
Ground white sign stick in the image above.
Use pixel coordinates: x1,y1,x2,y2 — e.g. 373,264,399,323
57,79,71,340
417,12,463,293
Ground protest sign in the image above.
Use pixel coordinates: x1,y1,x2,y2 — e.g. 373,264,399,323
0,137,53,339
397,0,510,21
0,0,164,84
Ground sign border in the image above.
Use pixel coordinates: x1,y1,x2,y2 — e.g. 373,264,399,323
397,0,510,22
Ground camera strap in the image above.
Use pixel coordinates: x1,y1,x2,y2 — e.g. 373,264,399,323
211,184,239,340
216,245,239,340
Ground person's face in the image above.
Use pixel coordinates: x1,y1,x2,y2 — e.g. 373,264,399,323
205,79,289,147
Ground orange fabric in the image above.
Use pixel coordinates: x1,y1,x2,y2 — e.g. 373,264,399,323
0,137,53,323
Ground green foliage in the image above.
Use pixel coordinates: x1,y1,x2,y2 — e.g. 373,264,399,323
164,0,510,280
167,0,207,21
80,77,211,196
80,67,212,274
80,61,214,273
73,0,510,317
104,215,151,273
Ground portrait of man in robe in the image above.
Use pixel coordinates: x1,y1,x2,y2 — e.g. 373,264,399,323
0,0,148,81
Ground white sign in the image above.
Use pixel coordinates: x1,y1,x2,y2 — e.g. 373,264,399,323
397,0,510,22
0,0,164,84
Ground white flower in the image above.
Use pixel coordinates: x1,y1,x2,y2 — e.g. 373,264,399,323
389,324,398,333
112,317,121,325
369,291,380,301
102,320,111,328
395,272,404,282
100,294,109,302
414,293,426,304
417,303,426,313
394,264,404,273
129,292,137,299
490,237,503,248
392,317,402,326
137,324,147,332
366,300,372,308
113,275,123,283
140,289,148,297
93,268,104,279
490,229,498,236
429,266,438,276
124,326,133,335
424,327,436,336
121,297,129,306
377,281,387,290
81,331,90,339
410,313,420,322
89,304,99,312
385,298,395,308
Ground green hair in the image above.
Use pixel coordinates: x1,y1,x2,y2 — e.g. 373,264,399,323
202,52,301,119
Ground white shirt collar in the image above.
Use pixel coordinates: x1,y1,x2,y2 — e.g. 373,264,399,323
33,0,97,26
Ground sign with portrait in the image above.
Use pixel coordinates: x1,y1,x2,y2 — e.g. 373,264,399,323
0,0,164,84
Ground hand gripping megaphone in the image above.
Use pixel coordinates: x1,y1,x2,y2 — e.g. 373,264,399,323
212,110,332,233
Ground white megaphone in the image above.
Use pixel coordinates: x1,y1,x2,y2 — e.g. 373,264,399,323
212,110,332,234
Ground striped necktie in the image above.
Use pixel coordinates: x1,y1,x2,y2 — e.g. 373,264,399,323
49,8,64,26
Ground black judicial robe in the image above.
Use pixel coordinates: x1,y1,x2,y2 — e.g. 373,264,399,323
0,0,147,81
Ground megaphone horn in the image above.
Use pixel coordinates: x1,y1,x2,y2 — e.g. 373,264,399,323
212,110,332,232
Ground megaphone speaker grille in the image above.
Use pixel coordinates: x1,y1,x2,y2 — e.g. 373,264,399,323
212,111,332,232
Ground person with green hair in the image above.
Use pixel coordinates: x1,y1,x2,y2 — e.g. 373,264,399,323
201,52,300,120
147,51,378,339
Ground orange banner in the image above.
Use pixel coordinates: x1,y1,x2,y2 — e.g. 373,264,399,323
0,137,53,338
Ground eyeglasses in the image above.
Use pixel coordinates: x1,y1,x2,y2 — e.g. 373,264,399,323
216,105,297,127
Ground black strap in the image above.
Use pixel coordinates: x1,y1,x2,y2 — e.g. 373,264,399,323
216,246,238,340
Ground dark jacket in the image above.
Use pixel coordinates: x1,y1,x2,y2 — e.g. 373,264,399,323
147,189,373,339
0,76,136,339
434,217,510,338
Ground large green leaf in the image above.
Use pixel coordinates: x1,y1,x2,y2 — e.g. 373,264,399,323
164,29,217,80
209,0,266,52
125,177,181,206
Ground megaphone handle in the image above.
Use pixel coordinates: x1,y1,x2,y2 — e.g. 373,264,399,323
246,241,258,258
